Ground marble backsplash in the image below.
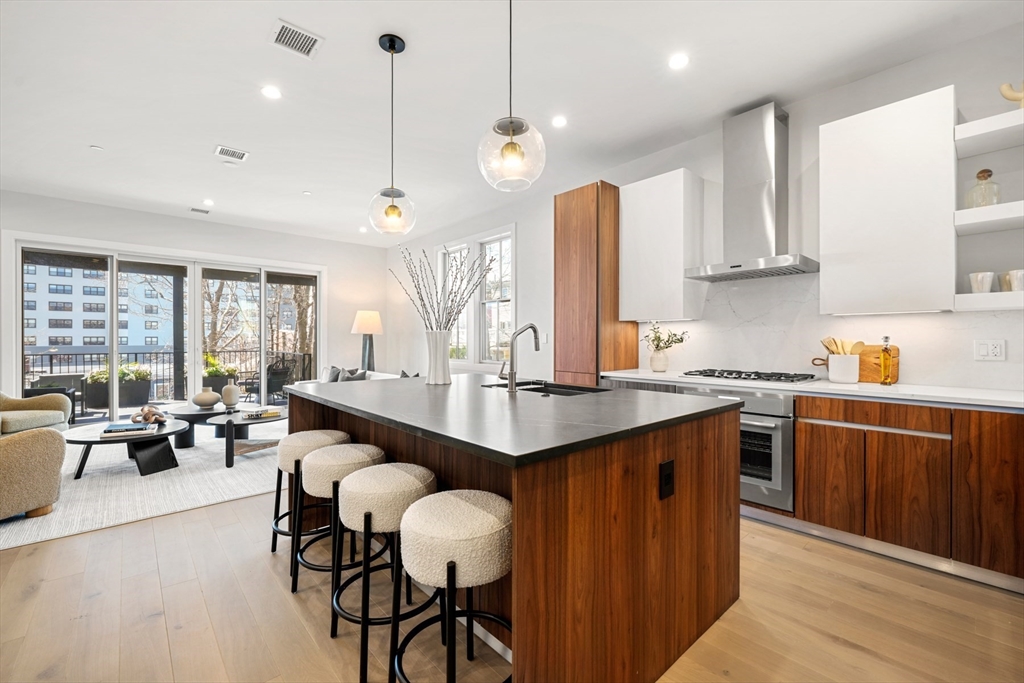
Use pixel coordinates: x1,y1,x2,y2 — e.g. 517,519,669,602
636,273,1024,391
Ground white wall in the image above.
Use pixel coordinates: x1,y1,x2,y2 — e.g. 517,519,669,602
385,23,1024,390
0,190,388,394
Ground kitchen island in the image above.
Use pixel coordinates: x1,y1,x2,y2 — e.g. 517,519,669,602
286,373,742,683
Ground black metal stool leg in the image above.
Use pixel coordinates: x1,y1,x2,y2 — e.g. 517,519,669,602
350,529,357,563
387,531,403,683
439,588,447,646
289,459,302,582
271,468,283,552
330,482,342,638
406,570,412,606
446,562,457,683
359,511,372,683
466,586,474,661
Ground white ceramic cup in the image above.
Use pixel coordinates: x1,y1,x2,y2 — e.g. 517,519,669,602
969,271,995,293
1009,270,1024,292
828,354,860,384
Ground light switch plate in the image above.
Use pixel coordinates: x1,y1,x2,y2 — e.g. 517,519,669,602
974,339,1006,361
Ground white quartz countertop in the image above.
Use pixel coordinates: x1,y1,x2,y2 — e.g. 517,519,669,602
601,369,1024,411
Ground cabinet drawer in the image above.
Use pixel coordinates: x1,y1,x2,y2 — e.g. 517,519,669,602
796,396,950,434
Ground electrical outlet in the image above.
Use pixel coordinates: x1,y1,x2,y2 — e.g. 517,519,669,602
974,339,1006,361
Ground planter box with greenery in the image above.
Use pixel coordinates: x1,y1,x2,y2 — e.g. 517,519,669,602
85,363,153,409
202,354,238,394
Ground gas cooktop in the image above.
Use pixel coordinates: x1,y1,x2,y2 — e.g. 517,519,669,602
682,369,819,384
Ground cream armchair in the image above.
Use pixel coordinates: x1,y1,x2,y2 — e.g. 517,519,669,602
0,392,72,437
0,428,66,519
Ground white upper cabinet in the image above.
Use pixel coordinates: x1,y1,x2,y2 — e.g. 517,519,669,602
619,168,707,321
819,86,956,315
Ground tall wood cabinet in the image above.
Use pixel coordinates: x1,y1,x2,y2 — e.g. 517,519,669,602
553,181,637,386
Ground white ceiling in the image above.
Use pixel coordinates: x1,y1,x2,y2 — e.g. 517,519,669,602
2,1,1021,247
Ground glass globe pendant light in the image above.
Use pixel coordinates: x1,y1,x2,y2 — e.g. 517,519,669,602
369,34,416,235
477,0,545,192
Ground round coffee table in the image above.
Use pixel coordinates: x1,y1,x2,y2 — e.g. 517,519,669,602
64,420,190,479
167,403,251,448
207,408,288,468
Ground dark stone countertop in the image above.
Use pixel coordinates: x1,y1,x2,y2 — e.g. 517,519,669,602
285,373,742,468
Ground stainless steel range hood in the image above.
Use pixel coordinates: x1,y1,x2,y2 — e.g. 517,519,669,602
685,102,819,282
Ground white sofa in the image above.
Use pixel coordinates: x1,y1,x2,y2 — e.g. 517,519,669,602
292,369,401,389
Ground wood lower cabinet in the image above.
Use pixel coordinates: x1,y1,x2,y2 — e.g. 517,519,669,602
865,431,951,557
952,409,1024,578
553,181,637,386
795,421,865,535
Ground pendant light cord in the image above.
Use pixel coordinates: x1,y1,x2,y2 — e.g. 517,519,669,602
508,0,513,124
391,47,395,190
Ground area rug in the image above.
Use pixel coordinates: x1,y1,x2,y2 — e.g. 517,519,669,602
0,420,288,549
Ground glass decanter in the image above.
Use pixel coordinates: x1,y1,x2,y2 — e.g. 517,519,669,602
965,169,1001,208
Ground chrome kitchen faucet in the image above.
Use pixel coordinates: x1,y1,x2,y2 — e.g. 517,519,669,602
507,323,540,393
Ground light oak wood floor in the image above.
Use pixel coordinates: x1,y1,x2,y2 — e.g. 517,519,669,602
1,492,1021,683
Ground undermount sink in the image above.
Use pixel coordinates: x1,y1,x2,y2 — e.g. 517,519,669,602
482,381,611,397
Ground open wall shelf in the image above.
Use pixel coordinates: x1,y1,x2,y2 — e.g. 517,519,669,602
954,290,1024,312
955,109,1024,159
955,200,1024,236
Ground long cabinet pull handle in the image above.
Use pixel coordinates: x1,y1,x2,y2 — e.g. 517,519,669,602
740,420,778,429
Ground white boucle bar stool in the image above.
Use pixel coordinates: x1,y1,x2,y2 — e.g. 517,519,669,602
289,443,386,594
271,429,349,559
394,490,513,683
334,463,438,683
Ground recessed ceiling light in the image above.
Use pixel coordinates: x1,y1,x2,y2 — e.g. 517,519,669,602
552,115,567,128
223,161,238,168
302,191,312,196
359,226,368,234
203,199,214,207
669,53,689,70
261,85,282,99
89,145,104,151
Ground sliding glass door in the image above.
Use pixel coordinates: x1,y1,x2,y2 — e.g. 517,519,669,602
265,272,317,404
201,267,261,403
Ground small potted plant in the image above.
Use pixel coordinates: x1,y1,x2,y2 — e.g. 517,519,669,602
642,323,689,373
202,353,239,394
86,362,153,408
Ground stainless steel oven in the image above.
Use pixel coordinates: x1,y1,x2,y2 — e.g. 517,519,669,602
679,384,795,513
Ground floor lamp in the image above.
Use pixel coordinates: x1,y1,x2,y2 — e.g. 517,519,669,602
351,310,383,372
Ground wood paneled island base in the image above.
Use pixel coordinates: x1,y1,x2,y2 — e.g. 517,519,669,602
288,387,740,683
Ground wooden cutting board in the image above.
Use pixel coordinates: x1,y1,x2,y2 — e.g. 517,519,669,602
858,344,899,384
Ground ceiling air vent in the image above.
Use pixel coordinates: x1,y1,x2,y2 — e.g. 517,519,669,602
269,20,322,59
214,145,249,162
189,208,210,215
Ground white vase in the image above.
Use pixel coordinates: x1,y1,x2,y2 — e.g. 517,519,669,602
425,329,452,385
221,377,240,410
193,386,220,409
650,349,670,372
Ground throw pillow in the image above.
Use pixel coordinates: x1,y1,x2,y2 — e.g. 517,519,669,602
340,370,367,382
326,366,343,382
400,370,420,378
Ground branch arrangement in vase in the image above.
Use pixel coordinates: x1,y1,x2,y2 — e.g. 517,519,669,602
390,247,494,330
643,323,689,351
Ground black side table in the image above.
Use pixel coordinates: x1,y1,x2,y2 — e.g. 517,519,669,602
167,403,250,448
64,420,190,479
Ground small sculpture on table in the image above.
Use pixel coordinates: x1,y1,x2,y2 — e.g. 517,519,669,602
130,404,168,424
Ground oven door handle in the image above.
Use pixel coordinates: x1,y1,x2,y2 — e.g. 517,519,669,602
740,419,779,429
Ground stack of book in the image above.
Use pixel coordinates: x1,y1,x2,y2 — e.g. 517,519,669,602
241,408,282,420
100,422,156,439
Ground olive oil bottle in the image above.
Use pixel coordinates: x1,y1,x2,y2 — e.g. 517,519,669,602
880,336,893,386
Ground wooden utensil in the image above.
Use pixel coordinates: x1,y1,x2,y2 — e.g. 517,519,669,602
850,341,866,355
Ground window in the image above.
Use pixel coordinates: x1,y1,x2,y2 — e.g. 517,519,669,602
24,282,36,292
145,321,159,330
145,288,157,299
119,336,129,346
49,284,72,294
144,305,159,315
24,318,36,328
281,323,294,331
118,288,129,297
24,336,36,346
118,320,128,329
48,336,72,346
83,286,105,296
480,235,513,362
446,247,470,360
84,354,105,363
83,320,105,329
24,300,36,310
49,319,73,328
118,304,128,313
23,265,35,275
49,301,73,311
48,267,73,277
282,310,294,319
83,269,104,279
83,336,105,346
144,336,159,345
83,302,106,312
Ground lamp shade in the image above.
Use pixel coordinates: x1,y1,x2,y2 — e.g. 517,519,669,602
351,310,383,335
